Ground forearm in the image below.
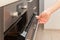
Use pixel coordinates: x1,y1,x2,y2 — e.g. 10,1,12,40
44,1,60,15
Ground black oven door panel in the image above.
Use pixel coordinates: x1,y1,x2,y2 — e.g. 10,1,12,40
4,12,27,40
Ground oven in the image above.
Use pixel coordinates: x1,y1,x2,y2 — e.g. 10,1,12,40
4,1,28,40
4,0,38,40
4,12,27,40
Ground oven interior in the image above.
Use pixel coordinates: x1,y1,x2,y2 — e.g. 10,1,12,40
4,12,27,40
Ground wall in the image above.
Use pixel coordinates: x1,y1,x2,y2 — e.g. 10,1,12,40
44,0,60,29
39,0,44,13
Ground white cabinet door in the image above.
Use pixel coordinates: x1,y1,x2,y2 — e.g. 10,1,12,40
44,0,60,30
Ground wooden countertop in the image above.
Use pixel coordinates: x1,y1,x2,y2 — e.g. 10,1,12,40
0,0,18,7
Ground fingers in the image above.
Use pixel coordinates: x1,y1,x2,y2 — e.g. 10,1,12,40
36,12,50,24
36,15,47,24
36,15,48,24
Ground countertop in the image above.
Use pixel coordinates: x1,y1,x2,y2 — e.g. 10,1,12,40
0,0,18,7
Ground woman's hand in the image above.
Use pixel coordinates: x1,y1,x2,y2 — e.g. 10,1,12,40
36,0,60,24
36,12,51,24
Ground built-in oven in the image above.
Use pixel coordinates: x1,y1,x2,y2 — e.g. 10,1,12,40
4,0,38,40
4,1,28,40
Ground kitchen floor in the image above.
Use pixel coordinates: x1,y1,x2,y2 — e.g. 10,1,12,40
35,24,60,40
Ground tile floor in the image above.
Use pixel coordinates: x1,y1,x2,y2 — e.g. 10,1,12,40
35,24,60,40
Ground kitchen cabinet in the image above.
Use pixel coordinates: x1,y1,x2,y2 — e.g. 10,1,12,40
0,7,4,40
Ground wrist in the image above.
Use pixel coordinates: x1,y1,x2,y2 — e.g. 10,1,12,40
44,9,52,15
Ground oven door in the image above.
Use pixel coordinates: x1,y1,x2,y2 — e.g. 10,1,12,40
3,1,23,32
4,12,27,40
